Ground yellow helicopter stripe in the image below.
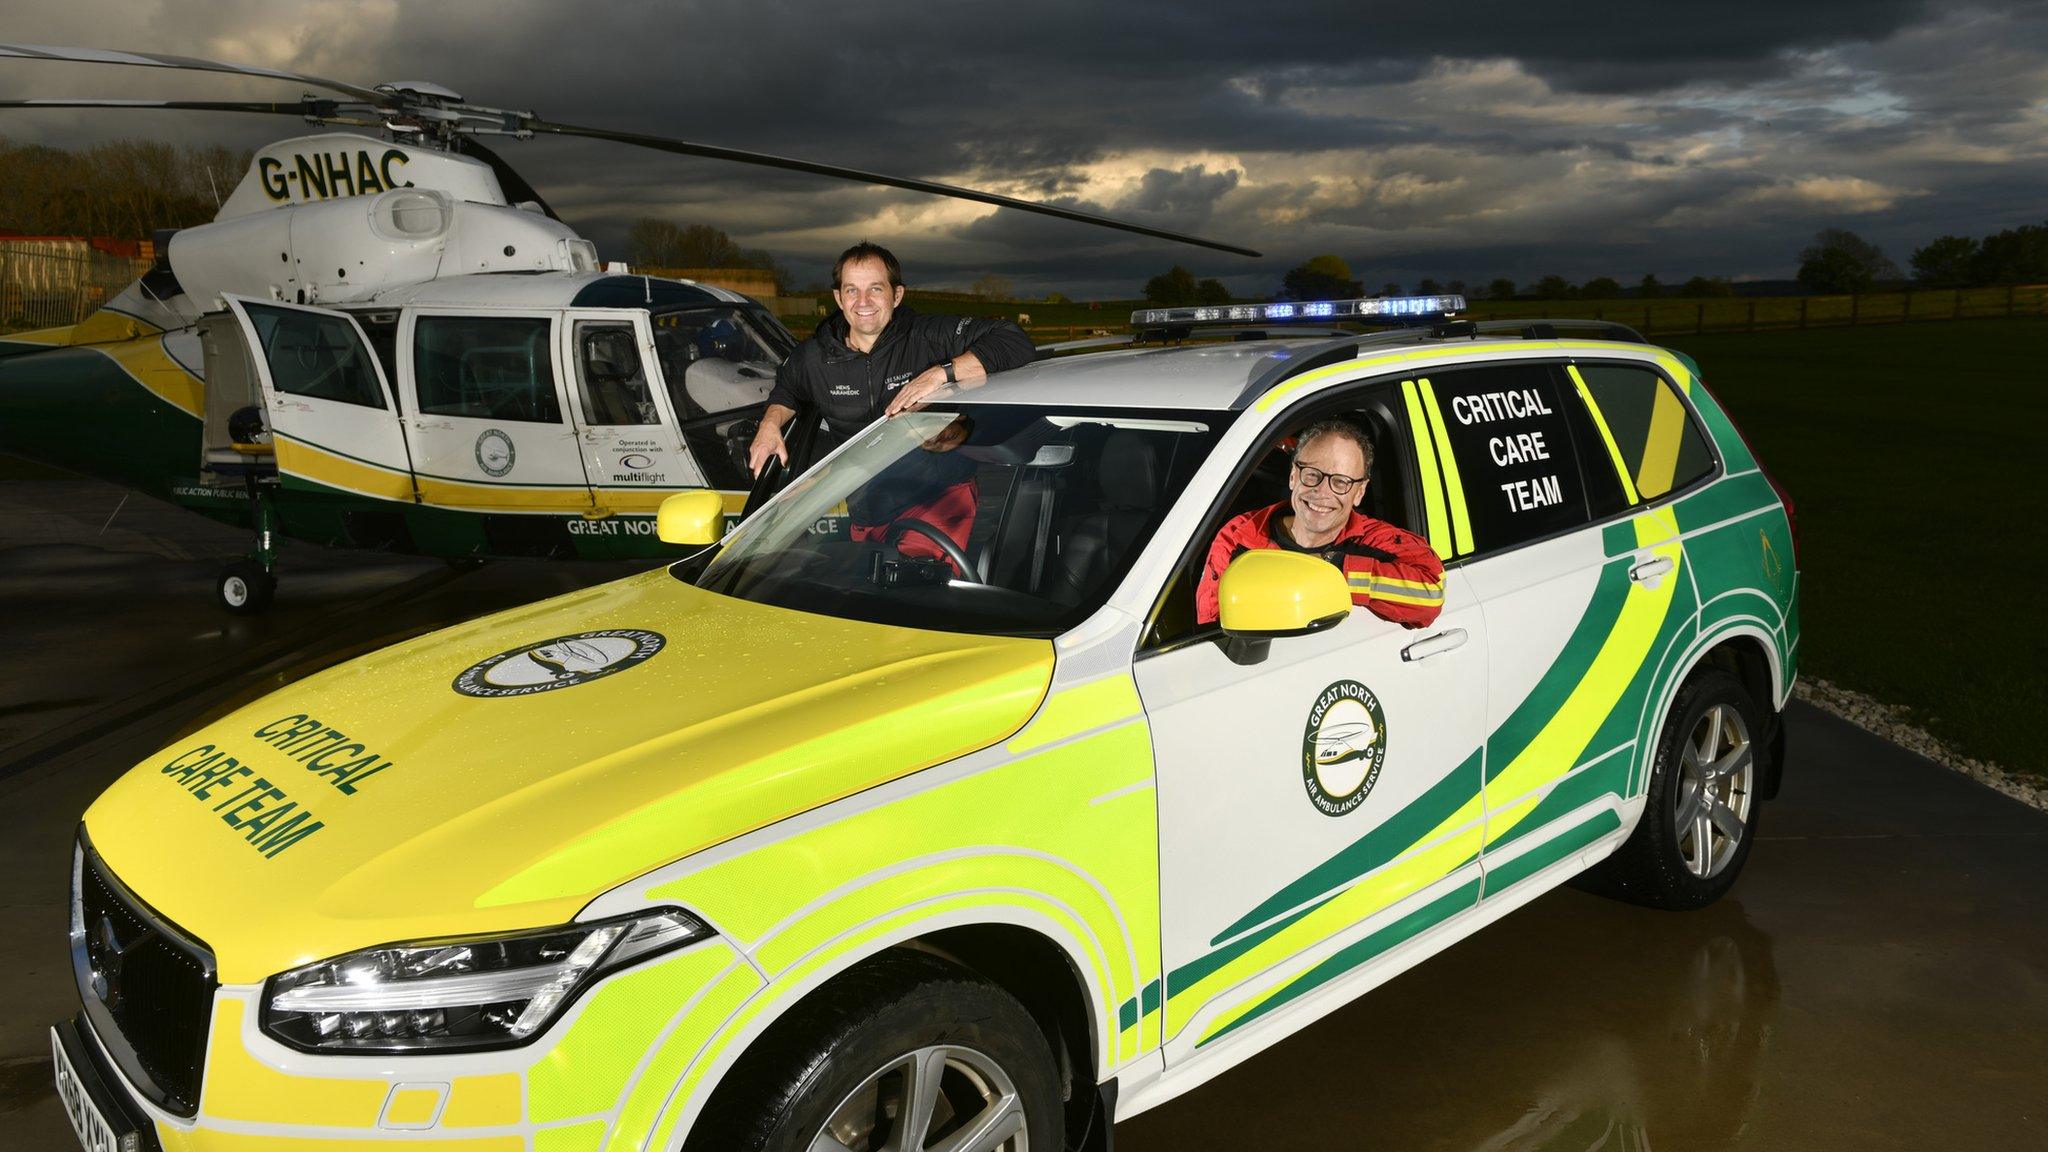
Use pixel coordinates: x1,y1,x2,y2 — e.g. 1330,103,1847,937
588,489,753,515
273,435,416,503
105,334,205,420
12,313,205,421
2,325,73,346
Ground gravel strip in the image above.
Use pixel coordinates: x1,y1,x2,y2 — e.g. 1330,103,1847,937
1795,676,2047,814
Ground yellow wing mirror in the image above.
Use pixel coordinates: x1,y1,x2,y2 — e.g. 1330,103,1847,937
1217,549,1352,664
656,490,727,546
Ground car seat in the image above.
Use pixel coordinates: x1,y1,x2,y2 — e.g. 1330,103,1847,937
1046,429,1163,606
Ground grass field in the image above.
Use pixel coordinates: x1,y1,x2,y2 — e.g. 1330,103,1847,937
1661,318,2045,781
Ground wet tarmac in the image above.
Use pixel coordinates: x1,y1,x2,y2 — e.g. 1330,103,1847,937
2,475,2042,1150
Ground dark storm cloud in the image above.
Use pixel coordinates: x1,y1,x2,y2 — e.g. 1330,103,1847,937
1,0,2043,295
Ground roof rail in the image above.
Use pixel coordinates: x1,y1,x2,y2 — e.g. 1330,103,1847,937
1230,317,1652,407
1032,325,1355,358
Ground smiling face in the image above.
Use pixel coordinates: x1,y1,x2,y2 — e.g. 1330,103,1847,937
1288,431,1368,547
835,256,905,347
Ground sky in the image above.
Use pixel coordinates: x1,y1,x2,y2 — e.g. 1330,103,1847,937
2,0,2045,298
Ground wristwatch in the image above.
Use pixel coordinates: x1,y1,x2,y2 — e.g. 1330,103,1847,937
941,359,957,384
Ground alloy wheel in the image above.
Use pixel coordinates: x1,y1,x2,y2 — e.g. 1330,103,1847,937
809,1043,1027,1152
1674,702,1754,878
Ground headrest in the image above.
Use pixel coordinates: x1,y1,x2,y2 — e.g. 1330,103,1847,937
1099,430,1162,510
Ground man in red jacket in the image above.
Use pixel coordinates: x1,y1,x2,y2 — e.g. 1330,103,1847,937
849,415,978,575
1197,418,1444,627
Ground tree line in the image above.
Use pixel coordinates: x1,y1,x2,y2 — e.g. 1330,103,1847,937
1904,223,2048,290
1145,224,2048,306
0,137,249,238
624,217,794,294
1790,224,2048,293
1144,254,1742,305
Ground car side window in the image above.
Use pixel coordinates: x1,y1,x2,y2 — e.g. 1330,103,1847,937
413,315,561,423
1144,382,1426,650
1421,363,1617,556
1572,363,1715,501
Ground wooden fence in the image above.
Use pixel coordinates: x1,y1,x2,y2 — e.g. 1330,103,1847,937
1456,284,2048,338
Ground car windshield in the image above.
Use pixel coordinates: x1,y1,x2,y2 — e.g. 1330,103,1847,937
692,404,1233,637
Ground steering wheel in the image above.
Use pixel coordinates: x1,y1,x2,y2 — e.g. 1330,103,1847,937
886,518,982,584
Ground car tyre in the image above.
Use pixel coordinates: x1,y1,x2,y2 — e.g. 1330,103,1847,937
686,950,1062,1152
1585,667,1762,910
217,559,276,615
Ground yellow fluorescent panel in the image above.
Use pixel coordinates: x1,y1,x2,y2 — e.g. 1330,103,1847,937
441,1073,522,1128
200,1001,386,1127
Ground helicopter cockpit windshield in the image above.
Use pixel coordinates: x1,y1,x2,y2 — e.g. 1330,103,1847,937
651,306,792,489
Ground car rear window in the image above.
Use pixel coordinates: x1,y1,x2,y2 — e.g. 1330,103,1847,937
1573,363,1715,501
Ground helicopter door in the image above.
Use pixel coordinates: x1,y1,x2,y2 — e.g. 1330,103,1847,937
220,295,417,505
398,310,593,512
563,311,704,517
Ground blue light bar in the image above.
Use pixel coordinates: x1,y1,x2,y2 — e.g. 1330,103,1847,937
1131,294,1466,330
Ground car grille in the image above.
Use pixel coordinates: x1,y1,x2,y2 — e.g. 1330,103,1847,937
72,837,217,1117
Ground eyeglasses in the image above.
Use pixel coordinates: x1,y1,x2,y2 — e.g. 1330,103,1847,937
1293,461,1364,495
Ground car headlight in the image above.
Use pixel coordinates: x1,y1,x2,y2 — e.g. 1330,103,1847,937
260,908,709,1053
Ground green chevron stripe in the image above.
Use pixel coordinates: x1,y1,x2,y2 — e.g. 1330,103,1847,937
1177,894,1334,994
1674,471,1778,533
1119,977,1164,1030
1485,749,1632,856
1197,878,1481,1047
1211,750,1480,945
1484,809,1622,894
1483,556,1635,782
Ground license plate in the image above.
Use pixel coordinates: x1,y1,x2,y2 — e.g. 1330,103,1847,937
50,1028,124,1152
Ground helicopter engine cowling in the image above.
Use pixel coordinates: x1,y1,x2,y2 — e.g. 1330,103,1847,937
168,189,600,308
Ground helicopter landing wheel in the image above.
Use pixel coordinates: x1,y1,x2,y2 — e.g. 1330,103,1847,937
217,559,277,615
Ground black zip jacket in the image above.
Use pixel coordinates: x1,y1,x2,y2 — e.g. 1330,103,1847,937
767,306,1036,444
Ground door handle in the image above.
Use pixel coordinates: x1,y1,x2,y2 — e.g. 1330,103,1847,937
1630,555,1675,584
1401,628,1468,663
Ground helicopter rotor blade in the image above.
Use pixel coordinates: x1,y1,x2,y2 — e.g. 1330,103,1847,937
0,43,388,103
521,118,1262,258
0,45,1261,257
0,97,346,115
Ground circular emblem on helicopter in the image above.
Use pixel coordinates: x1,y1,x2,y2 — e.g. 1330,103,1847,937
474,429,516,477
453,629,665,698
1301,680,1387,816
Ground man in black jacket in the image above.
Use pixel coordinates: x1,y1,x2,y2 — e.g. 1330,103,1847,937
747,242,1036,475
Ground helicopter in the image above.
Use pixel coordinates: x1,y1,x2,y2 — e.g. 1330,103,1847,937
0,44,1258,612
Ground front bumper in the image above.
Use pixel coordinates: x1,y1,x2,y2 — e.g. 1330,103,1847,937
52,1013,162,1152
47,943,761,1152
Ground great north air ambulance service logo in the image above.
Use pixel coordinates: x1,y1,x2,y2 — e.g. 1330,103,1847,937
1301,680,1388,816
474,428,516,477
453,629,665,698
